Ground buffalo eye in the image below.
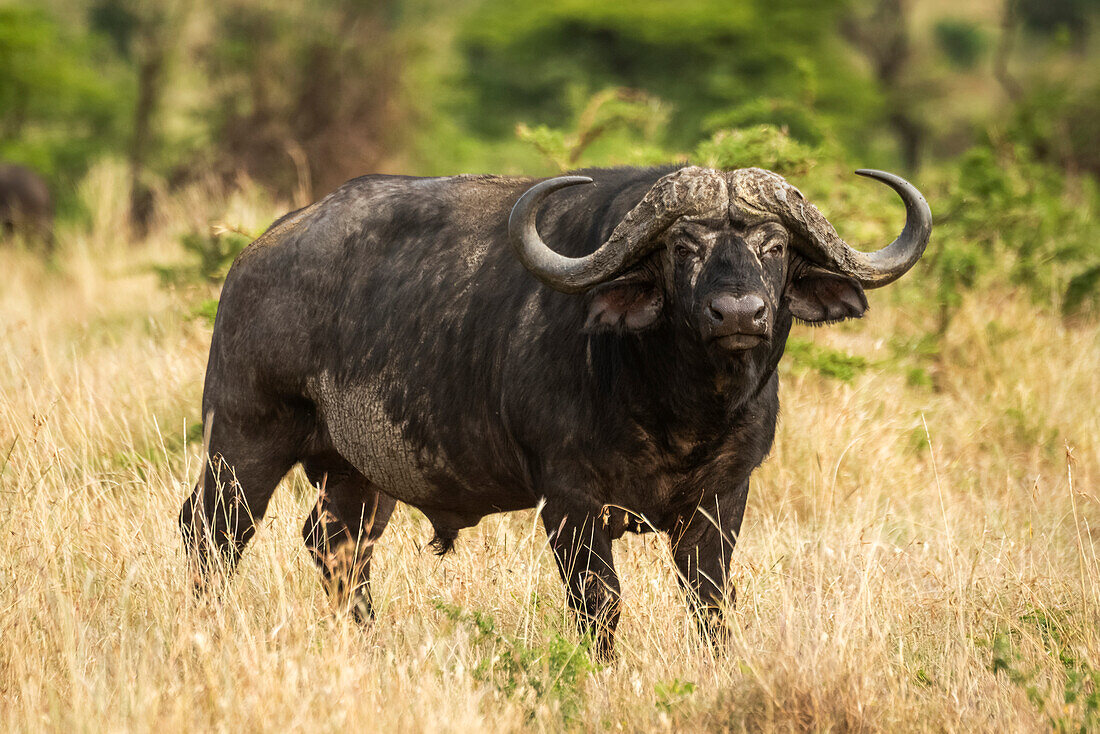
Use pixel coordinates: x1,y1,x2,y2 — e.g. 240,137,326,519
674,243,695,260
758,226,788,258
672,227,704,261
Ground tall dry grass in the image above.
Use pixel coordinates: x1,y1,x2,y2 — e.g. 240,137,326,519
0,160,1097,732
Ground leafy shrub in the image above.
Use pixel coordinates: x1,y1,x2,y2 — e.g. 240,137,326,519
1017,0,1094,40
513,84,831,178
932,142,1100,325
434,601,597,722
1010,80,1100,179
693,125,821,177
0,5,132,199
182,226,251,283
192,299,220,327
516,88,668,171
703,94,832,147
784,338,869,382
459,0,879,151
933,19,987,69
987,611,1100,734
153,225,251,290
655,677,697,712
1064,265,1100,316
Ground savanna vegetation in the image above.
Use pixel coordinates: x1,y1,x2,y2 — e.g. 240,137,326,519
1,0,1098,730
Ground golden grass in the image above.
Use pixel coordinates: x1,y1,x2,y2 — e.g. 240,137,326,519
0,161,1097,732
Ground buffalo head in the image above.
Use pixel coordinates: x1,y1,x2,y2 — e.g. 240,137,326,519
509,166,932,354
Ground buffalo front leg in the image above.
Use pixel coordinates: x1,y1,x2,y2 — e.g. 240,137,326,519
541,502,621,662
668,481,750,641
301,455,396,622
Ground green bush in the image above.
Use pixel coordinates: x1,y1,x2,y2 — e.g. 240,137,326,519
784,338,869,382
932,142,1100,323
0,5,132,194
987,610,1100,734
933,19,987,69
458,0,880,152
515,87,669,171
693,125,821,177
434,601,597,723
154,226,252,288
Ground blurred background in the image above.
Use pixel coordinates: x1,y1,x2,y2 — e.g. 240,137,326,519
2,5,1100,729
1,0,1099,318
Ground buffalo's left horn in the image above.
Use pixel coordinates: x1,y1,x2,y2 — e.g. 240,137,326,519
754,168,932,288
843,169,933,287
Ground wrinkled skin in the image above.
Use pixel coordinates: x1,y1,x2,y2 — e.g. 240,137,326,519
179,166,888,661
0,164,53,248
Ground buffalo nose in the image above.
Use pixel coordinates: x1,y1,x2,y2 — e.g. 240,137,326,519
706,294,768,335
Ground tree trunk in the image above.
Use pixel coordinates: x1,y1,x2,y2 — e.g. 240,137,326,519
129,32,166,235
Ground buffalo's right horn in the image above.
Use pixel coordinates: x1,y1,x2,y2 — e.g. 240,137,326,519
509,167,726,294
507,176,599,294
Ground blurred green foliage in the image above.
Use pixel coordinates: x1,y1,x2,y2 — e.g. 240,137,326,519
1010,80,1100,178
785,338,869,382
933,19,987,69
457,0,878,151
154,226,251,288
693,125,823,177
654,678,697,713
0,5,131,191
987,609,1100,733
932,141,1100,322
1017,0,1097,40
515,87,669,171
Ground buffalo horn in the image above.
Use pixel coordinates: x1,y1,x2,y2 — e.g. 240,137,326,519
762,168,933,288
509,168,723,293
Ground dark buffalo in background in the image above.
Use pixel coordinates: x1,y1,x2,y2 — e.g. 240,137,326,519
179,164,931,660
0,163,53,248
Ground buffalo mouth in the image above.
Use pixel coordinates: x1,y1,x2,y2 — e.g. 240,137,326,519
713,333,766,351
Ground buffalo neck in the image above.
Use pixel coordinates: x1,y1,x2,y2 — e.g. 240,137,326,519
580,319,783,462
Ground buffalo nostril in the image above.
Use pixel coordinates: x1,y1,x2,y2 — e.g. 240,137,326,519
706,293,768,336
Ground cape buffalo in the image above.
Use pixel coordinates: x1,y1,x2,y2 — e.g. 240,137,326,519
179,165,931,659
0,163,53,247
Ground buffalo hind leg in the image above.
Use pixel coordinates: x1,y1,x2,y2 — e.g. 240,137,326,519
541,501,621,663
668,481,750,642
301,454,396,622
179,414,303,590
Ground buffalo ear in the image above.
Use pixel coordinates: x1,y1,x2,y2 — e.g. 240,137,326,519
584,274,664,332
786,266,868,324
